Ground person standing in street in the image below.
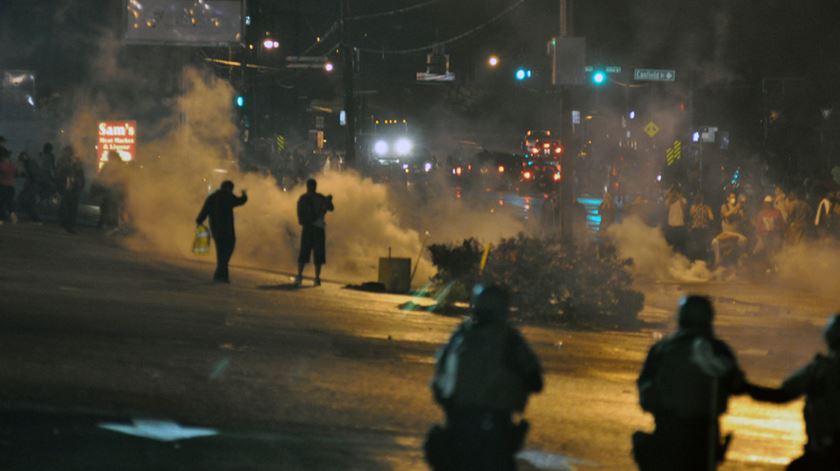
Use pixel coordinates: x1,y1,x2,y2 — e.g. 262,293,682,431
747,314,840,470
599,191,616,233
55,146,86,233
664,186,688,255
0,146,17,223
38,142,57,198
426,285,543,471
785,191,810,246
634,295,748,471
712,193,748,267
689,194,715,263
16,151,42,222
752,195,785,260
295,178,333,286
196,180,247,283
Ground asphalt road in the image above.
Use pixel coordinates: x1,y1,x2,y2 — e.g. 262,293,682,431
1,223,836,470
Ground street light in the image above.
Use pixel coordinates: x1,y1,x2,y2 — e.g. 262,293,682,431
487,55,500,67
324,62,334,72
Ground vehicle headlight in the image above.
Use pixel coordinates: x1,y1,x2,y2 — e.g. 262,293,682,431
395,138,413,156
374,140,389,156
424,162,433,172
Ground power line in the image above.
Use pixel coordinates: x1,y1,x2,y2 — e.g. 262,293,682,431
344,0,442,21
351,0,528,55
298,21,339,55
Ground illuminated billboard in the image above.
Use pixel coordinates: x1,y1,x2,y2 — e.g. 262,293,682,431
124,0,243,46
98,121,137,170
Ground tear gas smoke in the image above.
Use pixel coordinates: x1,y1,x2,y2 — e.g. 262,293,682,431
65,41,523,284
773,239,840,302
606,216,715,283
73,68,429,283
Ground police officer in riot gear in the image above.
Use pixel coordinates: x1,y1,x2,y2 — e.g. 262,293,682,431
634,295,748,471
426,285,543,471
747,315,840,470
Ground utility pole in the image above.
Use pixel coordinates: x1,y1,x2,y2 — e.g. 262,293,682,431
558,0,576,246
340,0,357,167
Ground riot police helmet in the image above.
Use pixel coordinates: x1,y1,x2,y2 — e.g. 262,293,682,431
472,284,510,323
678,295,714,335
824,314,840,351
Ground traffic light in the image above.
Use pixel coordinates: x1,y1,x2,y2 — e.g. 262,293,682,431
591,70,607,86
235,95,245,108
515,67,532,81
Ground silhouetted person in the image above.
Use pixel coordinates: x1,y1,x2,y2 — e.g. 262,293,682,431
634,295,747,471
712,193,748,267
0,146,16,223
599,191,616,232
689,194,715,263
426,285,543,471
39,143,56,180
196,180,247,283
16,152,42,222
752,195,785,259
748,315,840,470
665,186,688,255
295,178,333,286
785,192,810,246
55,146,85,233
94,151,127,231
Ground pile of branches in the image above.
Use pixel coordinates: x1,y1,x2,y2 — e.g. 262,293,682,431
428,235,644,328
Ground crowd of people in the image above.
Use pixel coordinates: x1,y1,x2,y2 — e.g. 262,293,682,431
0,137,129,234
599,182,840,270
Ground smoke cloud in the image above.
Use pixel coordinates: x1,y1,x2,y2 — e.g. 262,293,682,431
65,39,526,285
773,239,840,301
606,216,715,283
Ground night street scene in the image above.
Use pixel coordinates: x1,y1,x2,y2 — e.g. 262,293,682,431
3,1,840,470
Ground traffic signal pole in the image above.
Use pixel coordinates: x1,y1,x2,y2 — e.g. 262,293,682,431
558,0,576,246
340,0,357,168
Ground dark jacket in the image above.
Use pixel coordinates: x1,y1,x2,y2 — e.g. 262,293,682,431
196,190,247,240
433,318,543,414
297,192,334,227
55,157,85,194
638,330,746,420
749,352,840,452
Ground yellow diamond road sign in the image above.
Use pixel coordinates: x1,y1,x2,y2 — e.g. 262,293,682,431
644,121,660,138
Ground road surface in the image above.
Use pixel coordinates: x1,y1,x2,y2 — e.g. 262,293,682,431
1,223,834,470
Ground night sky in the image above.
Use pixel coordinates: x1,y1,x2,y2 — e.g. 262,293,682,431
1,0,838,158
1,1,837,96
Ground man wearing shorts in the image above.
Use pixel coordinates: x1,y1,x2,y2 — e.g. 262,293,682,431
296,178,334,286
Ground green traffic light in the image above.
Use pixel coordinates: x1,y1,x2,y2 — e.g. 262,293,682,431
592,71,607,85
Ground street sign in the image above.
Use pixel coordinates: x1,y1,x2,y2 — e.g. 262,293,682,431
585,65,622,73
286,56,328,63
634,68,676,82
416,72,455,82
644,121,660,138
666,140,682,166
